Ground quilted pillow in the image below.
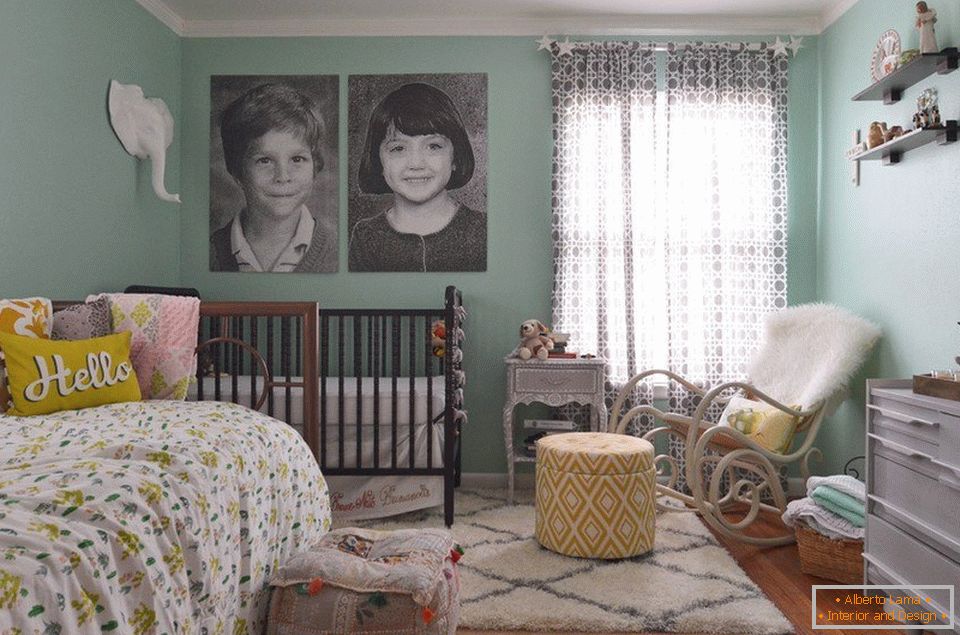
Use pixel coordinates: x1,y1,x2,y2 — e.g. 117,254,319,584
52,298,112,341
0,297,53,409
88,293,200,400
719,394,800,454
0,331,140,416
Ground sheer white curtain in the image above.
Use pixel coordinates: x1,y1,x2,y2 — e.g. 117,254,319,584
551,42,790,459
550,41,660,390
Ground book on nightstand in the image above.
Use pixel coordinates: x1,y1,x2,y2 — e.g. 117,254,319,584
523,418,576,431
547,351,578,359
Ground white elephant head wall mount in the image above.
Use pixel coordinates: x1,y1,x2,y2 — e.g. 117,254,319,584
108,79,181,204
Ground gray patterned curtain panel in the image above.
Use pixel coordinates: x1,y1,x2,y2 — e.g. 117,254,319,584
550,41,789,492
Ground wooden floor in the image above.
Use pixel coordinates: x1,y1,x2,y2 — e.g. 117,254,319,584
461,510,916,635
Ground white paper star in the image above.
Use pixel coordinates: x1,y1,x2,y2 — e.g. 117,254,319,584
557,38,576,56
536,35,555,51
788,36,804,57
770,36,789,57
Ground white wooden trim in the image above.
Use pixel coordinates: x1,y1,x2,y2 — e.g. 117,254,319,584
133,0,185,35
127,1,850,38
820,0,859,32
179,15,821,38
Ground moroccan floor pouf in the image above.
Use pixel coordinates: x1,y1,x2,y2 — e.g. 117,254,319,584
535,432,656,559
267,527,461,635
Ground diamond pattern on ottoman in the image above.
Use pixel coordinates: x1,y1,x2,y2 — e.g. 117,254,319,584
535,432,655,559
267,527,461,635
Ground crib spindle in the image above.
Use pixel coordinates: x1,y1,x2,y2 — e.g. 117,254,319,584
391,313,400,469
266,317,275,417
425,315,434,469
408,316,416,469
372,315,380,469
354,314,362,469
250,317,258,410
282,316,292,425
320,314,329,471
337,315,345,469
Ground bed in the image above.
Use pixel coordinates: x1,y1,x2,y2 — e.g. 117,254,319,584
0,399,330,634
188,286,467,525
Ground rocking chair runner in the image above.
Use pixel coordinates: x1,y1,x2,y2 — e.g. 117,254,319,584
609,304,881,546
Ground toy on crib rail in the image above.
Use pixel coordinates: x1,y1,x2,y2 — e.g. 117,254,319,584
514,319,554,360
431,320,446,358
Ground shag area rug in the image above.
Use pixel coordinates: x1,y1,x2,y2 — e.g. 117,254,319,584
345,488,793,634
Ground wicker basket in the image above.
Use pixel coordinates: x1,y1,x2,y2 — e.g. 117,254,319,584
795,523,863,584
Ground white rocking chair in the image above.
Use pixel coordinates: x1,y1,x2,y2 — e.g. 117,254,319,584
609,304,881,546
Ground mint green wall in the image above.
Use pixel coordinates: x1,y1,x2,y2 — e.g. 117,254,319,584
180,36,819,473
0,1,181,297
818,0,960,475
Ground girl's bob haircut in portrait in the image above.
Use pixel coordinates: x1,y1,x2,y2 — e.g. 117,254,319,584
358,82,475,194
220,83,325,180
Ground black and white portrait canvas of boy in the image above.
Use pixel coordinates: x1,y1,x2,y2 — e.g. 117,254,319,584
209,75,338,273
348,73,487,272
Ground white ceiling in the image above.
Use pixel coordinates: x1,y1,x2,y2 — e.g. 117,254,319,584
136,0,859,37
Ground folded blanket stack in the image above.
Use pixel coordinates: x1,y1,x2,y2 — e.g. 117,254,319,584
781,474,865,540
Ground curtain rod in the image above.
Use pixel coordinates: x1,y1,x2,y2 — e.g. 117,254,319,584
535,36,803,57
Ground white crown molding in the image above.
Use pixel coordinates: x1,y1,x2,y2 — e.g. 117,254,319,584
820,0,859,32
133,0,185,35
179,14,822,38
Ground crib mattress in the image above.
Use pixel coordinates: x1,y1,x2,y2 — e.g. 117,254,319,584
188,375,450,521
189,375,447,427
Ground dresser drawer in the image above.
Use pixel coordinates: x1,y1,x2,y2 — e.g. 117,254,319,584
870,446,960,555
864,515,959,616
864,559,957,632
514,367,600,394
868,407,940,455
868,397,960,472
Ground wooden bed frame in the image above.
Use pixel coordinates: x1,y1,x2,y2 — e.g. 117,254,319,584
54,287,466,526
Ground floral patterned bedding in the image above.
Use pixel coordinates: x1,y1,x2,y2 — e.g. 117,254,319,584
0,400,331,634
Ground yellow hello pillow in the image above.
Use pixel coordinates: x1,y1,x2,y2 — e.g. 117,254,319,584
719,395,800,454
0,331,141,416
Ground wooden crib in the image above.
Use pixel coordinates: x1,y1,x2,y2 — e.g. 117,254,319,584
191,286,466,526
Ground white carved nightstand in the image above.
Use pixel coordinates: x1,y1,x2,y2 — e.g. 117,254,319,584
502,356,607,504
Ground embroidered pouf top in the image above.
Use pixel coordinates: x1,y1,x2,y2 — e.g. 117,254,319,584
267,527,461,635
537,432,654,475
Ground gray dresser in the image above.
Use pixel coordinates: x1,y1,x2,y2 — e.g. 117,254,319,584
865,379,960,633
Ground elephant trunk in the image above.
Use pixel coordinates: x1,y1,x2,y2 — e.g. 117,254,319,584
148,144,181,204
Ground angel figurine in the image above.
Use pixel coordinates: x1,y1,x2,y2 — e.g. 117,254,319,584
916,2,938,54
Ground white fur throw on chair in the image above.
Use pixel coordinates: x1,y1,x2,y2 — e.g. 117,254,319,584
746,303,881,412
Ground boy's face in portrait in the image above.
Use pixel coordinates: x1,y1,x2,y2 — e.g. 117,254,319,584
240,129,315,221
378,125,454,207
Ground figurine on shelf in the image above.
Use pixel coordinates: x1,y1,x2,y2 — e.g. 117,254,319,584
915,87,939,129
868,121,887,148
916,2,938,54
884,125,905,142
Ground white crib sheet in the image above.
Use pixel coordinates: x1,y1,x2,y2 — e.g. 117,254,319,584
189,375,447,427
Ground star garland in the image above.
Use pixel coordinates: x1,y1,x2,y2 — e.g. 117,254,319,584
536,35,805,58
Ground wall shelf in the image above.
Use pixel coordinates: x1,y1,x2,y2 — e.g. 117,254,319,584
852,47,958,104
850,121,957,164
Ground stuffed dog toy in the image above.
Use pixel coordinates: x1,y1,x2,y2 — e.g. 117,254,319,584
516,319,554,360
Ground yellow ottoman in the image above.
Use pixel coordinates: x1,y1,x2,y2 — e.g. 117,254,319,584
535,432,655,559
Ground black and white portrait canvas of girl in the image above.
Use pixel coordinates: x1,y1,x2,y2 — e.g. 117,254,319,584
209,75,338,273
348,73,487,272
